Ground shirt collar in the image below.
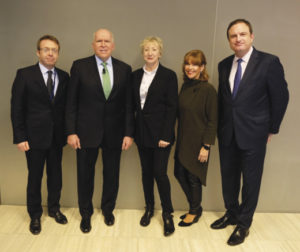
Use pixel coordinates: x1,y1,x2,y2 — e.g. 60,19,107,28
143,63,159,75
39,62,55,74
95,55,112,67
234,46,253,63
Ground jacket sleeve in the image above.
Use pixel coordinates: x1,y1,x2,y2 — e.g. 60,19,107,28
202,85,218,144
266,56,289,134
161,71,178,142
11,69,27,144
124,65,135,137
65,62,80,135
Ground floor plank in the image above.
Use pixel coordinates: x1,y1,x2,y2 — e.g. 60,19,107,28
0,205,299,252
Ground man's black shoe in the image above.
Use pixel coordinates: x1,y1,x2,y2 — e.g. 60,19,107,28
227,226,249,246
49,210,68,224
30,218,41,235
210,214,237,229
80,217,91,233
103,213,115,226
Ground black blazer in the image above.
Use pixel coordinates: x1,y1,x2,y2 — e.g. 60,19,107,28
11,64,69,149
218,48,289,148
65,56,134,148
132,64,178,148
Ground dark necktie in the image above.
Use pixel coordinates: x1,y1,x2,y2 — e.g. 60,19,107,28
47,70,54,100
232,58,242,98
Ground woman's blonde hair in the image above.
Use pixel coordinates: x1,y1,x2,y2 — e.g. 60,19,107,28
140,36,163,54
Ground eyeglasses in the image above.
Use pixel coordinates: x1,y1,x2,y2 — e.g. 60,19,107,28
39,47,59,53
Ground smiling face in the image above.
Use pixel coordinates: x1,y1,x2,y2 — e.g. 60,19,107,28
184,62,204,80
228,22,254,58
143,42,161,67
92,29,115,61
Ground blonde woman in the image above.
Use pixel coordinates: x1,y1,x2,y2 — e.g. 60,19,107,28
132,36,178,236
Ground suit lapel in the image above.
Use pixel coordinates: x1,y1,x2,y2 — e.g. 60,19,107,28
134,69,144,110
90,56,106,99
109,57,119,100
53,68,65,103
142,64,162,110
224,56,234,96
33,64,53,104
236,49,259,97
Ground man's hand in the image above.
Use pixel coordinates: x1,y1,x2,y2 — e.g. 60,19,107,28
267,133,273,143
158,140,170,148
17,141,30,152
122,136,133,150
67,134,81,149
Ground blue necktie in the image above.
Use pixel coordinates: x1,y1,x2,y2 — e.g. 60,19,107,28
232,58,242,98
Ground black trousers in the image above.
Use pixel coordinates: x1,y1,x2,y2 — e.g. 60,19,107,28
25,143,63,219
137,146,173,214
174,158,202,215
219,136,266,228
77,147,121,218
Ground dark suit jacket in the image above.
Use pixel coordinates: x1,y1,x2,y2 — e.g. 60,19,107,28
132,64,178,148
218,48,289,149
11,64,69,149
65,56,134,148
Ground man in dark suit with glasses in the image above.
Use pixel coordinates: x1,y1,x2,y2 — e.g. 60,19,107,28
11,35,69,235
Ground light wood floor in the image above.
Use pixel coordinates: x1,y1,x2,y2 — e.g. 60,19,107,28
0,205,299,252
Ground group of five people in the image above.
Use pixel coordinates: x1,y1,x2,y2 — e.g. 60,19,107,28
10,18,289,246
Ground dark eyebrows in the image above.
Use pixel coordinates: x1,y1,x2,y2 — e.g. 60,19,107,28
229,31,249,38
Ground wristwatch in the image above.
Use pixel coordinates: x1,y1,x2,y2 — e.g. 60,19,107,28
203,145,211,150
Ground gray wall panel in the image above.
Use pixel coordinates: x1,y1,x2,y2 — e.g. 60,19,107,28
1,0,299,213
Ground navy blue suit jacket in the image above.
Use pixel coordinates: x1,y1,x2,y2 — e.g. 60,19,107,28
218,48,289,149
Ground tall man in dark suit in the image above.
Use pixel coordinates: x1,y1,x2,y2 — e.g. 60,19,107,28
210,19,289,246
11,35,69,235
65,29,134,233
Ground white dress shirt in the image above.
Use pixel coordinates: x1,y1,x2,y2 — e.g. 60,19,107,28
229,46,253,92
39,62,59,95
95,56,114,88
140,64,159,109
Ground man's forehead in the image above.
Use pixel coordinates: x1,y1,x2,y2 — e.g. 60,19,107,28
95,30,112,40
229,23,250,33
40,39,58,46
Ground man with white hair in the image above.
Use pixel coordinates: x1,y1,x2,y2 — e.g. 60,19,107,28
66,29,134,233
